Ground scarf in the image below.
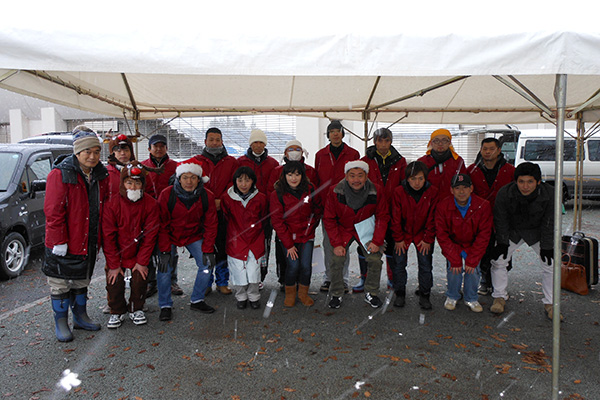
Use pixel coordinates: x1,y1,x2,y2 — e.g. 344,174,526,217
343,179,373,211
403,180,428,203
173,178,204,209
431,149,453,165
329,142,344,159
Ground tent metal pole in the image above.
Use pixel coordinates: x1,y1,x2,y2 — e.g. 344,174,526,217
494,75,554,117
551,73,567,400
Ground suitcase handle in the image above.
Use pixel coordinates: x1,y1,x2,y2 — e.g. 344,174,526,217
572,231,586,240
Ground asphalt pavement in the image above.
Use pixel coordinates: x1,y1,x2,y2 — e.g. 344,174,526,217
1,203,599,400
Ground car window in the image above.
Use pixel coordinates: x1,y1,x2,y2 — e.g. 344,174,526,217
588,139,600,161
523,139,578,162
29,156,52,181
0,152,21,191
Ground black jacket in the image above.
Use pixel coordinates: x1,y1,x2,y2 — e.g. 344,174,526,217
493,181,554,249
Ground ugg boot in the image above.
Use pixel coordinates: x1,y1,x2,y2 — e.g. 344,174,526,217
70,288,101,331
284,285,296,307
51,293,73,342
297,284,314,306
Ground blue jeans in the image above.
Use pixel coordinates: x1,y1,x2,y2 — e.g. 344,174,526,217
208,259,230,287
392,244,434,294
156,245,179,309
445,261,480,303
185,239,213,303
282,241,314,286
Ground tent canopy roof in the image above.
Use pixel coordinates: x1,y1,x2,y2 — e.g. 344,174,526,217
1,1,599,124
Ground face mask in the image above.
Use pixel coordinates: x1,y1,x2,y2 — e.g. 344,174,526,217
252,151,265,157
287,150,302,161
126,189,143,202
205,146,223,156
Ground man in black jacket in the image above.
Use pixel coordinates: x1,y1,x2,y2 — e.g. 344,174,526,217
489,162,558,320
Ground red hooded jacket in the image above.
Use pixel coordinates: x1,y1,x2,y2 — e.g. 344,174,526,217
467,156,515,209
157,186,218,254
141,156,177,199
390,182,438,246
220,187,268,260
323,181,389,249
435,194,493,268
237,151,280,195
361,145,407,199
314,143,359,199
102,194,160,270
194,152,239,199
418,154,467,201
270,185,323,249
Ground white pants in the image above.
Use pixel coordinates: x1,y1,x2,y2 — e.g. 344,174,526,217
232,283,260,302
322,226,350,285
228,252,261,286
490,240,554,305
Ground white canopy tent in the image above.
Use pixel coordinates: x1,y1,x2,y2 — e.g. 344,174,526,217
2,2,600,398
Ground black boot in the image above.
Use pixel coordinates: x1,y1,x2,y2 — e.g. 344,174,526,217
70,288,101,331
419,292,432,310
393,289,406,308
51,293,73,342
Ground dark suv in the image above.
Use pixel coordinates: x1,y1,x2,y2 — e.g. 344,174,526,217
0,144,73,279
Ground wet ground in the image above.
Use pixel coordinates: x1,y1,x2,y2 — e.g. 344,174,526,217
1,201,599,399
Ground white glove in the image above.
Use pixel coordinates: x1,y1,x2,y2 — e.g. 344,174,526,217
52,243,68,256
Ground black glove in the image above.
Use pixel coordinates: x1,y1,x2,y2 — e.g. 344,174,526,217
540,248,553,266
203,252,216,268
492,243,509,260
158,252,171,273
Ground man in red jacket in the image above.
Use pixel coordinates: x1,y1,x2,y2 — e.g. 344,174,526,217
194,127,240,295
106,134,135,201
418,128,467,202
141,134,182,297
315,120,360,293
467,138,515,295
237,129,279,286
435,174,492,313
323,160,389,309
43,126,109,342
357,127,407,293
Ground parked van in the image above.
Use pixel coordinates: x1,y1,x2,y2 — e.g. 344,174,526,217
514,130,600,199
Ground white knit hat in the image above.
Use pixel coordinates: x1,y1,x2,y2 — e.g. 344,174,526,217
284,140,303,151
344,160,369,174
249,129,267,145
176,158,209,183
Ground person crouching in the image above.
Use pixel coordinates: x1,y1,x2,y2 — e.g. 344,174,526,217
102,162,160,328
221,167,268,309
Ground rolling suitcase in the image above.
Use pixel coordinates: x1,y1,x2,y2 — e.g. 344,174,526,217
561,231,599,287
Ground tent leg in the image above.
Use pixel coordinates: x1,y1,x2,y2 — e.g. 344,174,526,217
551,74,567,400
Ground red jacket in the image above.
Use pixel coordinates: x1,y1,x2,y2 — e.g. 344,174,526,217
44,156,109,255
141,156,177,199
102,194,160,270
194,152,239,199
237,151,280,195
221,187,268,260
323,181,389,248
467,156,515,209
157,186,218,254
106,164,121,201
418,154,467,201
390,183,438,246
435,194,492,268
314,143,360,198
270,186,323,249
361,145,407,199
266,159,320,197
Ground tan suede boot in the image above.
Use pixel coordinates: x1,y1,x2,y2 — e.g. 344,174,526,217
284,285,296,307
297,284,314,306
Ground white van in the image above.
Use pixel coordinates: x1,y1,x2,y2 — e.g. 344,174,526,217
515,130,600,199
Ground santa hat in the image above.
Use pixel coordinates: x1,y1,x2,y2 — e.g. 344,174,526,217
344,160,369,174
176,157,210,183
119,161,147,198
109,133,135,160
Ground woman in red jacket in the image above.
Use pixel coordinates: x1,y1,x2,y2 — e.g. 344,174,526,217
102,162,160,328
221,167,268,310
270,162,322,307
390,161,438,310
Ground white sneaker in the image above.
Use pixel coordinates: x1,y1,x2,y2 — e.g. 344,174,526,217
107,314,126,329
129,310,147,325
465,300,483,313
444,297,457,311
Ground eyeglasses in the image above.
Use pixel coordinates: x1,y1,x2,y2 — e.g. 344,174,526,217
286,147,302,152
431,138,450,145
